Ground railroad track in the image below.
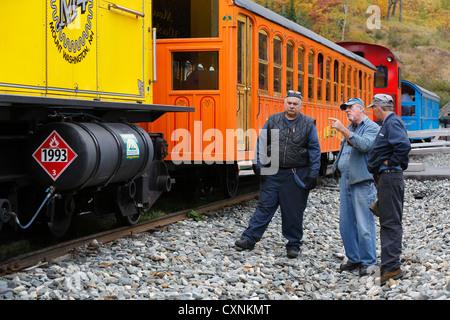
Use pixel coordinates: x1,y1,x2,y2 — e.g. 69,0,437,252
0,191,259,275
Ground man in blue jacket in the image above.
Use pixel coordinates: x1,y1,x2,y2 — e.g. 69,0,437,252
235,90,321,258
367,94,411,285
331,98,380,276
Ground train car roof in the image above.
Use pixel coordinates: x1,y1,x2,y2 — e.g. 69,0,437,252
338,41,403,63
234,0,376,70
440,101,450,118
402,80,440,102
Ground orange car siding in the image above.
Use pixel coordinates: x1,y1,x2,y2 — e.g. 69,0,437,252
148,1,375,163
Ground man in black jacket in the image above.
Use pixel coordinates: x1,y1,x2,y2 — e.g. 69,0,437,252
367,94,411,285
235,90,321,258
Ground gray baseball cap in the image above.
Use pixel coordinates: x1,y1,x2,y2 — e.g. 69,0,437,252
367,94,394,108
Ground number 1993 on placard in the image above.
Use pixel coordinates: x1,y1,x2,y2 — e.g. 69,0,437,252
41,148,68,162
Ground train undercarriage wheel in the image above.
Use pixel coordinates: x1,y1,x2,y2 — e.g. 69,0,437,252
199,176,214,197
0,199,12,233
48,194,75,238
221,163,239,198
116,207,142,226
115,183,142,226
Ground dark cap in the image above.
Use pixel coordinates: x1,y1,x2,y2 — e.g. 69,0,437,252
340,98,364,110
367,94,394,108
286,90,302,100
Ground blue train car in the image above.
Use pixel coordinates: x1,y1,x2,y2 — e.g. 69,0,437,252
401,80,440,140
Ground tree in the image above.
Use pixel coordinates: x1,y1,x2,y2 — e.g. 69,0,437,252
342,0,348,41
387,0,403,21
286,0,297,22
309,0,362,41
254,0,377,41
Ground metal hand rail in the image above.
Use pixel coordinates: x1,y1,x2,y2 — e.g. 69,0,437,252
108,3,144,17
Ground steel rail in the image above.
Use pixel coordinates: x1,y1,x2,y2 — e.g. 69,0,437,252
0,191,259,275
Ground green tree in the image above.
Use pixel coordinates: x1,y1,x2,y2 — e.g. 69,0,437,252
286,0,297,22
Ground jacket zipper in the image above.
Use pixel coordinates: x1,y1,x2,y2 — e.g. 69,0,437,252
283,127,290,165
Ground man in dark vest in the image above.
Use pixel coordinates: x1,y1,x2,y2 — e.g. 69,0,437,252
235,90,321,258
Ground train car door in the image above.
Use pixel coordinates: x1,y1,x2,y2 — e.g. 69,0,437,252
236,15,253,152
0,1,46,95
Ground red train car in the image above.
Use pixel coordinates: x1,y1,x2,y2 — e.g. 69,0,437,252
337,42,403,120
147,0,376,197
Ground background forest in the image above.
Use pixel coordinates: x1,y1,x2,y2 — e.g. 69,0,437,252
253,0,450,107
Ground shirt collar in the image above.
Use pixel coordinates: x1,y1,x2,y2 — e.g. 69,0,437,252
349,115,369,130
382,112,394,125
360,115,370,124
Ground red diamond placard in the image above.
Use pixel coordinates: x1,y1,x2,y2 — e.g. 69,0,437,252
32,130,78,181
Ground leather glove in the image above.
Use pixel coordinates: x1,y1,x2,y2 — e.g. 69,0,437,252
306,177,317,190
252,164,266,183
252,164,261,177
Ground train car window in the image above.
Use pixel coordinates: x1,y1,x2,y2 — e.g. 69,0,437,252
347,66,351,100
368,74,372,99
286,42,294,69
258,31,269,91
325,57,331,103
353,69,358,97
398,67,402,89
358,70,362,97
363,73,367,105
273,37,282,94
286,42,294,92
237,20,244,85
154,0,219,39
374,65,388,88
308,50,315,100
359,71,362,90
401,84,415,100
341,63,346,102
333,60,339,104
297,46,305,94
172,51,219,90
317,53,323,101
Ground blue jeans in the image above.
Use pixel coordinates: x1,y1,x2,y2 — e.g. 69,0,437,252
339,174,377,266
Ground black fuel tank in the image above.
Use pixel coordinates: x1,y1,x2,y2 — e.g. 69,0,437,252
29,122,154,191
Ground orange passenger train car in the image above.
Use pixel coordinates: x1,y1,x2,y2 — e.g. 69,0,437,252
146,0,376,197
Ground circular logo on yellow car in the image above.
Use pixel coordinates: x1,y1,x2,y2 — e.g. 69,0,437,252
49,0,94,64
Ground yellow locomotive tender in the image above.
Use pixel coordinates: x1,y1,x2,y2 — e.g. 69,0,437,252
0,0,190,236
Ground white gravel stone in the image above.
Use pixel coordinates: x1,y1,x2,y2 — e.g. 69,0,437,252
0,153,449,300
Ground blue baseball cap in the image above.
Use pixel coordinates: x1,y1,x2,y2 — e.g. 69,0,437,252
340,98,364,110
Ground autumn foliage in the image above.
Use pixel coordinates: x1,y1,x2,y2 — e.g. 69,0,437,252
253,0,447,41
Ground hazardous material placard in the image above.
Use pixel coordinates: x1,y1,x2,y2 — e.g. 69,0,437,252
32,131,78,181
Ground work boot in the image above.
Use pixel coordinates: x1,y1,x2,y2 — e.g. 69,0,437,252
286,247,300,259
359,265,377,277
339,261,361,272
380,268,403,285
235,238,255,250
